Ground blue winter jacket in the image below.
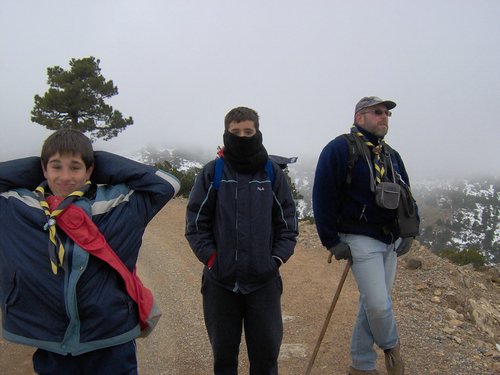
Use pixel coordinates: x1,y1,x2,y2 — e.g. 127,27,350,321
0,151,180,355
313,127,412,248
185,158,298,294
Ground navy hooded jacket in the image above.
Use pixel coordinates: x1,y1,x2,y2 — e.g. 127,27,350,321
185,158,298,294
0,151,180,355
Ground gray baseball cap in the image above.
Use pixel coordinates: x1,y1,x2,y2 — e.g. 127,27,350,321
355,96,397,113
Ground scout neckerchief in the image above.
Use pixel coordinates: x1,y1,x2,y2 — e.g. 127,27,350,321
35,180,91,274
351,126,385,184
55,203,160,336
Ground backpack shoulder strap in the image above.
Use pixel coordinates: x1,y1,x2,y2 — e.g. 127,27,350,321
383,142,394,154
266,159,274,185
381,142,400,182
341,134,361,185
213,157,224,191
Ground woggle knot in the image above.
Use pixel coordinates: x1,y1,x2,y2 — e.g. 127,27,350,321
36,180,92,274
43,218,56,231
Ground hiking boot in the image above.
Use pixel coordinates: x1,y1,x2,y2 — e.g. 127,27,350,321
348,366,380,375
384,343,405,375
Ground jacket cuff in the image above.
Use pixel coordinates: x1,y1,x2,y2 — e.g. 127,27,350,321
272,255,284,267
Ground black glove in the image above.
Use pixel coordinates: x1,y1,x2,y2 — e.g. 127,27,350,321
329,242,352,261
395,237,413,257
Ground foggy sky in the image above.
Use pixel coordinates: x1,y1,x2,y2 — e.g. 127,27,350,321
1,0,499,181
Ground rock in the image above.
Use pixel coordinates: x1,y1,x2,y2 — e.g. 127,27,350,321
478,282,488,291
443,327,455,334
405,257,422,270
463,276,472,288
453,336,462,344
431,296,441,304
485,350,496,357
448,319,463,328
492,362,500,374
404,299,422,311
416,283,427,291
442,292,458,310
468,298,500,338
485,266,500,281
445,308,464,321
461,264,475,272
278,343,307,359
475,339,490,351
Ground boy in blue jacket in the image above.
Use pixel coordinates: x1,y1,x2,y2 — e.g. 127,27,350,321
0,129,180,374
185,107,298,375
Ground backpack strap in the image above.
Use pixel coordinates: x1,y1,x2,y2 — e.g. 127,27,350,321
341,134,361,185
342,133,398,188
213,157,224,191
213,157,275,191
265,159,274,185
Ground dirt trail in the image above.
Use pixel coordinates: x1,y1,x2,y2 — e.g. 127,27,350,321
136,198,363,374
0,198,386,374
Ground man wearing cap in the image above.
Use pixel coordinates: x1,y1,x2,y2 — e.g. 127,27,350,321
313,96,414,375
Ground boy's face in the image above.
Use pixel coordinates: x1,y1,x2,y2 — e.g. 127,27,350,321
42,152,94,198
227,120,256,137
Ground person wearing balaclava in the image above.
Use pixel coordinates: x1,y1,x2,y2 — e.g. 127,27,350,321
186,106,298,375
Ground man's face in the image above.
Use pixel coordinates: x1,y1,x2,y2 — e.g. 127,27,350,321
227,120,256,137
355,104,391,138
42,152,93,198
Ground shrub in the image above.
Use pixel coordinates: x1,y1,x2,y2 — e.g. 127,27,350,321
438,247,486,269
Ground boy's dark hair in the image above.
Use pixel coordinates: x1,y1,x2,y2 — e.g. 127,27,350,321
41,129,94,169
224,107,260,131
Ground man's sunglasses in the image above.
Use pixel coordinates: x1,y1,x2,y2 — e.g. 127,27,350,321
361,109,392,117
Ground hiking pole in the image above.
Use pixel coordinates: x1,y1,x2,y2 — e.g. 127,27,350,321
304,257,352,375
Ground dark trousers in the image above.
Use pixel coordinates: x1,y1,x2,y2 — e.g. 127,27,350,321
33,340,137,375
202,276,283,375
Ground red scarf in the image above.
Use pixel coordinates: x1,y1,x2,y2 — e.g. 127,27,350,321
56,203,160,336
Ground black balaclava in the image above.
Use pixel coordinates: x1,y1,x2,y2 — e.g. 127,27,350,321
223,130,268,173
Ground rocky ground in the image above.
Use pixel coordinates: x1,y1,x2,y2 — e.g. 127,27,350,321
1,197,499,374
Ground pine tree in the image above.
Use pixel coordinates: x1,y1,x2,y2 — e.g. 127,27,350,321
31,57,133,141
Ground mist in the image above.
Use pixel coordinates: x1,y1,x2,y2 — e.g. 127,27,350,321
1,1,499,182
